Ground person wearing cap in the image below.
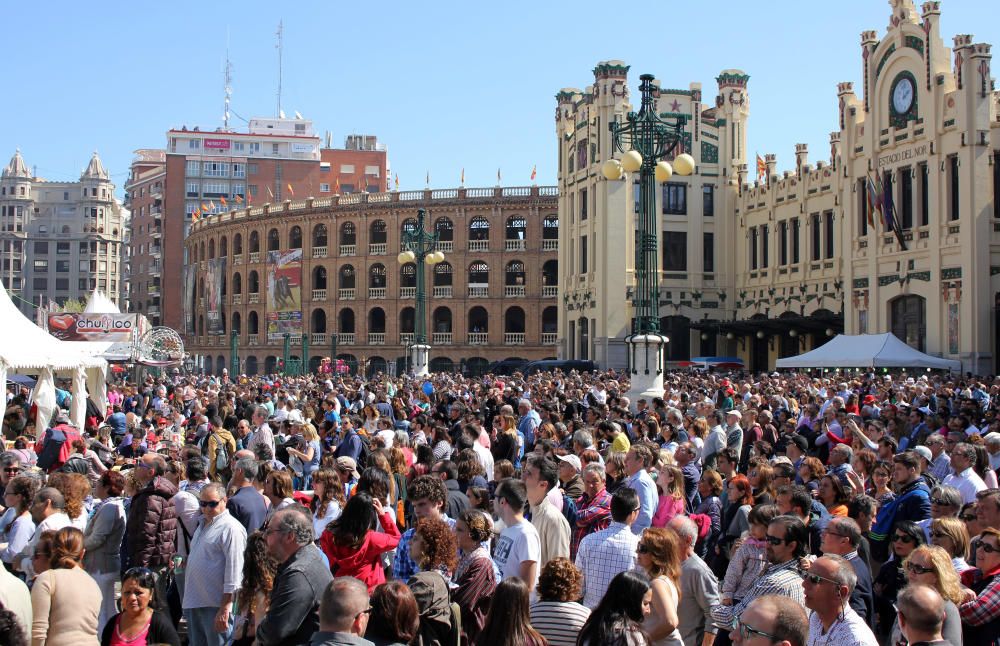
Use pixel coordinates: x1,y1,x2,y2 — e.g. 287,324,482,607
557,454,585,500
724,410,743,456
335,457,360,499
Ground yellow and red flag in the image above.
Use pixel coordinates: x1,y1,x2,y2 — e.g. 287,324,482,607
220,196,227,208
530,165,537,181
287,183,295,197
756,154,767,185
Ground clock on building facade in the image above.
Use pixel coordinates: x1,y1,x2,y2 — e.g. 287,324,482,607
889,71,918,128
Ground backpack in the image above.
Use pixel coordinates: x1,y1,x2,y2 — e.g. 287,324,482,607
356,432,373,468
36,428,67,472
59,454,90,475
211,433,231,477
560,492,578,528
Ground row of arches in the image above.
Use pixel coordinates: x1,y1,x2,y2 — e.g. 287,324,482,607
195,215,559,262
199,354,528,378
194,306,558,339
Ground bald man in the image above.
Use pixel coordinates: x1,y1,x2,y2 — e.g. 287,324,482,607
729,594,808,646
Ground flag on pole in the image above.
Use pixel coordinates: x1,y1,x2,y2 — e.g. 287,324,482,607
497,168,502,184
864,172,879,229
425,171,430,186
266,185,274,200
334,177,341,194
460,168,465,185
208,201,216,212
287,183,295,197
235,194,244,205
220,196,227,208
202,202,210,213
394,174,399,190
756,154,767,185
882,172,908,250
530,165,537,181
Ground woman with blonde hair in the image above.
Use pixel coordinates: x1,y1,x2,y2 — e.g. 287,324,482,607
929,516,973,573
652,465,685,528
31,527,102,645
637,527,683,646
890,544,964,646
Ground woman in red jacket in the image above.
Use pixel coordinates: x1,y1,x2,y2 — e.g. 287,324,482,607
319,490,400,591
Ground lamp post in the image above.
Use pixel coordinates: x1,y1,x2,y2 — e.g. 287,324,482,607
397,208,445,377
604,73,695,405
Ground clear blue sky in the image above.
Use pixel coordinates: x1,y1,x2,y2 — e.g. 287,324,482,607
3,1,996,196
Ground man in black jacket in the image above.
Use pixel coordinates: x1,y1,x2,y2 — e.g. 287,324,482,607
819,516,875,627
258,506,334,646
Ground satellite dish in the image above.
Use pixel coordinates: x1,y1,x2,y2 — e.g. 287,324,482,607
294,111,303,119
279,109,286,119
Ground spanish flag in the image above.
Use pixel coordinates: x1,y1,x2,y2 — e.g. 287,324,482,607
192,209,200,222
287,183,295,197
220,196,227,208
756,154,767,185
530,165,537,181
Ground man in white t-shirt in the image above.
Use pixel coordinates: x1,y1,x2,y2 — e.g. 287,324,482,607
492,478,541,591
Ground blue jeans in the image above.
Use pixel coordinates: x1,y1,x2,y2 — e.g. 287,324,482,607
184,607,231,646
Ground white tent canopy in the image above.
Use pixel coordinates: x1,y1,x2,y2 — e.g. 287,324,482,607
76,289,135,361
83,289,120,314
0,280,107,428
775,333,961,371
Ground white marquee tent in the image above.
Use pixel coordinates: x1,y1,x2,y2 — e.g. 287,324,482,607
775,332,961,371
0,281,108,429
76,289,137,362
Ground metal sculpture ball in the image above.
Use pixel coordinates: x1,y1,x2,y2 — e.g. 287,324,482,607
139,327,186,363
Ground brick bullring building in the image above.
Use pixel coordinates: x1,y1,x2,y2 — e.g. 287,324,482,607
183,185,559,376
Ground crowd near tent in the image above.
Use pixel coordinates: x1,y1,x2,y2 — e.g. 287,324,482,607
0,280,108,429
775,332,961,371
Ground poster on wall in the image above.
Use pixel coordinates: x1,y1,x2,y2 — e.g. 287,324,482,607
183,265,196,335
948,304,959,354
205,257,226,335
266,249,302,341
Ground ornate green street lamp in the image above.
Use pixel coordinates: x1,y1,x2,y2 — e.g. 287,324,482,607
397,208,445,376
604,73,695,403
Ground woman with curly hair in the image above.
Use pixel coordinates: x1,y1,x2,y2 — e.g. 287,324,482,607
310,468,344,541
888,544,964,646
529,557,591,646
366,580,420,646
637,527,682,646
407,516,458,646
231,531,278,646
455,448,488,494
452,510,496,642
31,527,102,645
47,472,92,531
478,577,547,646
577,570,652,646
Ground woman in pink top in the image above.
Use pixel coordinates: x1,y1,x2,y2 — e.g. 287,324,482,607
652,466,685,528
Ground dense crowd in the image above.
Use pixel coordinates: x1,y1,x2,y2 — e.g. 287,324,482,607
0,366,999,646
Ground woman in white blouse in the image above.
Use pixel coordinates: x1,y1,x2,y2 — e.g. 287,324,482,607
309,468,344,540
0,475,37,570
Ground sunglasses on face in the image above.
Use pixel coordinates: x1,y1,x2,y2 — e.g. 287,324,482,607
906,562,935,575
961,514,978,522
764,535,788,546
893,534,916,544
930,498,955,506
733,620,779,642
637,544,651,554
199,500,222,508
802,571,839,586
978,542,1000,554
930,531,950,540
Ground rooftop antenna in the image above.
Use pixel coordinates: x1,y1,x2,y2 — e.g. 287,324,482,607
275,20,283,118
223,32,233,129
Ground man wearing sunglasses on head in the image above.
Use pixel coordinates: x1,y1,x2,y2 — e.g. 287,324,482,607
802,555,878,646
711,515,808,633
182,482,247,646
729,594,808,646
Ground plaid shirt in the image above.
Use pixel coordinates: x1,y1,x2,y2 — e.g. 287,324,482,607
571,489,612,561
960,568,1000,628
711,559,805,628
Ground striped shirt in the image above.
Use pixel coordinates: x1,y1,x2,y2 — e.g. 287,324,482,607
711,559,805,628
530,600,591,646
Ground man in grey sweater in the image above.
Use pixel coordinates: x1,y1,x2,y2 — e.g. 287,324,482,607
669,515,721,646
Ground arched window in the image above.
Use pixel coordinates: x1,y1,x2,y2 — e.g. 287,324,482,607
401,218,417,239
369,307,386,333
505,307,526,333
468,306,489,333
340,222,356,246
506,216,526,241
339,309,355,334
264,356,277,373
542,259,558,286
248,270,259,293
435,217,454,242
289,226,302,249
311,309,327,333
233,233,243,255
505,260,525,286
200,241,205,261
543,215,559,241
312,266,327,290
219,236,228,257
267,228,280,251
542,306,558,333
468,261,489,285
232,272,242,294
231,312,241,335
890,295,926,351
370,220,387,244
469,217,490,241
369,263,386,288
339,265,355,289
312,224,328,247
400,263,416,288
245,356,259,375
433,262,452,286
248,311,259,334
433,307,452,333
249,231,259,252
399,307,415,334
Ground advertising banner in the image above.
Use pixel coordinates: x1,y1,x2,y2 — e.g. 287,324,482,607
206,257,226,335
266,249,302,341
204,138,232,150
47,313,138,342
183,265,196,335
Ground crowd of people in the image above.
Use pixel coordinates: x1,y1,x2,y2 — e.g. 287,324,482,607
0,366,998,645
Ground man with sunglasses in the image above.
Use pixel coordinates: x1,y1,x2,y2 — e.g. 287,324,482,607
729,594,808,646
802,555,878,646
711,515,807,632
183,482,247,646
818,517,874,627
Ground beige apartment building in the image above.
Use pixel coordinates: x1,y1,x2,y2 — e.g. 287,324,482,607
560,0,1000,374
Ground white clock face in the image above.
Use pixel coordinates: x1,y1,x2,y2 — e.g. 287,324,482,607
893,77,914,114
